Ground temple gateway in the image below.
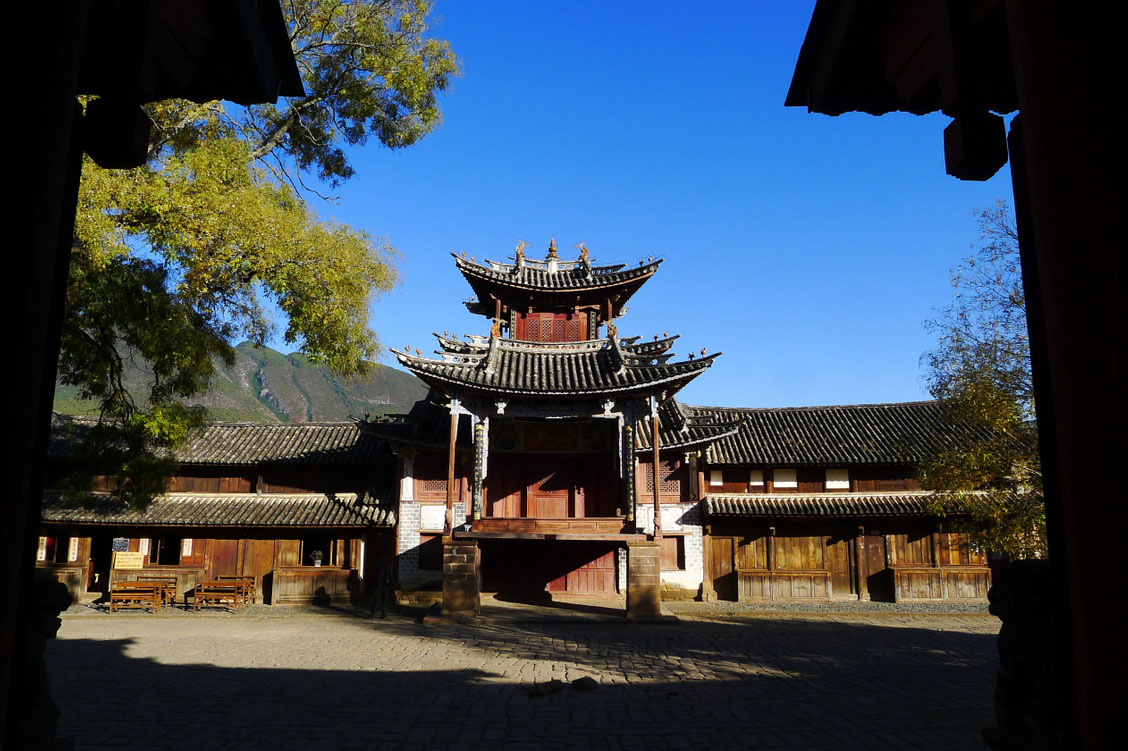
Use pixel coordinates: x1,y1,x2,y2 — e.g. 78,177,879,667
39,242,991,615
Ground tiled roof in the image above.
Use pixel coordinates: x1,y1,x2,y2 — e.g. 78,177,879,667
51,417,385,466
687,401,972,465
455,254,660,293
394,336,718,398
357,393,474,450
41,491,396,527
635,399,744,451
704,492,932,517
433,333,679,363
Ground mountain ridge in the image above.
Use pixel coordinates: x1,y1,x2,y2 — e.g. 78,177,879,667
53,342,428,423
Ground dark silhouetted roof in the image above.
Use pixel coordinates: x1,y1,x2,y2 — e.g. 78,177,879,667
51,417,386,466
705,492,931,517
42,492,395,527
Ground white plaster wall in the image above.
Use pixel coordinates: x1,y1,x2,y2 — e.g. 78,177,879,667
635,502,705,592
419,503,446,532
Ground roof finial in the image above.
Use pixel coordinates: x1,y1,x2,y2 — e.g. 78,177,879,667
515,240,529,265
490,318,501,338
700,347,706,357
547,237,558,260
607,321,618,339
574,242,589,262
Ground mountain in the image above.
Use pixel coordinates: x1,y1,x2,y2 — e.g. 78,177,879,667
53,342,428,423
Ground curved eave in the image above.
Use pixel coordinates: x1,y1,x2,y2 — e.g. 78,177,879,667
454,255,662,298
393,349,718,399
704,492,934,518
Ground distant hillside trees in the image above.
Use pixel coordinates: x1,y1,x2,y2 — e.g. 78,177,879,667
920,201,1046,559
60,1,459,508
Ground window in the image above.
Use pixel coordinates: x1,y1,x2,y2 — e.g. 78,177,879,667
772,469,797,491
417,534,443,571
749,470,765,492
150,537,183,565
300,536,336,566
709,470,723,488
660,536,685,571
825,469,850,491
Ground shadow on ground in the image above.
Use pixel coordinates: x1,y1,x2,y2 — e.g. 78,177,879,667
47,612,998,750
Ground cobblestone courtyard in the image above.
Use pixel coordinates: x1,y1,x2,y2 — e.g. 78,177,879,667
47,603,999,750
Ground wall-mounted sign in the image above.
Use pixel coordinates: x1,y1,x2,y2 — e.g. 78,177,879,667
111,537,129,552
113,551,145,570
181,539,193,557
68,537,80,562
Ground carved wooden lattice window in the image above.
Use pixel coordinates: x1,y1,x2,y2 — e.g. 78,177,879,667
420,478,448,493
643,460,683,494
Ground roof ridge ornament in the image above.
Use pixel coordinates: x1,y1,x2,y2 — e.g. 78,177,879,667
514,240,528,269
546,238,559,273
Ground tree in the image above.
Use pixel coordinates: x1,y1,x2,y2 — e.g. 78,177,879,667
919,200,1046,559
59,1,459,508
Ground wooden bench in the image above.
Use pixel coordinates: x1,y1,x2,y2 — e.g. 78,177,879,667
216,575,255,606
193,581,244,612
137,576,179,607
109,581,161,613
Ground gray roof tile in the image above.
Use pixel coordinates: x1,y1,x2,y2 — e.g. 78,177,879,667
41,491,395,527
687,401,971,465
705,492,932,517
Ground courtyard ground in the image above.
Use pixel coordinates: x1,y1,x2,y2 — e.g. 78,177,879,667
47,597,999,750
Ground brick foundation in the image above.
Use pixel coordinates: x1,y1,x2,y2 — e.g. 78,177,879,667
441,541,480,617
626,541,662,619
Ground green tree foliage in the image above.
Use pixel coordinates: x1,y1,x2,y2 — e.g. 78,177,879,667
60,1,459,508
920,201,1046,558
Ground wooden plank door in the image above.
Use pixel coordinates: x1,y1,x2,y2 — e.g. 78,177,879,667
711,537,737,601
206,539,239,579
864,534,893,601
825,536,854,598
529,460,570,518
239,539,276,604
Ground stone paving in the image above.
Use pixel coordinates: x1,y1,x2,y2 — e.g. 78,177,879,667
47,598,1000,750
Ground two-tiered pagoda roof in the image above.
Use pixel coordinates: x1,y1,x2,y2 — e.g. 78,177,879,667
392,336,715,398
456,250,661,317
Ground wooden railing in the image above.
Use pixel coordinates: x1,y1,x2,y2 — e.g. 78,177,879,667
891,565,991,601
738,569,832,600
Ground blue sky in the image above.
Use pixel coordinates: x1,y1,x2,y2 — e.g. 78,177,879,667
275,1,1014,409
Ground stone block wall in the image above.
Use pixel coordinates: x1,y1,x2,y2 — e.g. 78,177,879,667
442,541,480,617
635,502,705,594
626,541,662,619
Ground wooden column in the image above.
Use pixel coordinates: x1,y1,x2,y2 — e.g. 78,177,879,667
623,424,635,525
471,418,487,522
854,524,868,601
651,395,662,541
444,399,458,541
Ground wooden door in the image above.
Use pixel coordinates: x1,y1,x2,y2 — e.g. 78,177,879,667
711,537,737,601
529,460,570,518
864,534,893,601
825,536,854,598
547,545,617,594
206,539,239,579
239,539,276,604
485,457,524,517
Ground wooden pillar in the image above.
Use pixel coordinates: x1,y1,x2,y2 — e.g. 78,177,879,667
767,526,775,602
444,399,458,541
623,424,635,526
651,395,662,541
701,523,715,602
471,418,487,522
854,524,868,601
